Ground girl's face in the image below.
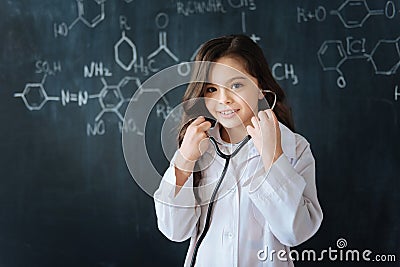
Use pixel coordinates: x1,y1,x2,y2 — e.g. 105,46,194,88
204,56,263,132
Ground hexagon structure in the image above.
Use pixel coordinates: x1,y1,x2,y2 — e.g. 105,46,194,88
118,76,142,100
21,83,48,111
369,40,400,75
114,31,137,71
99,86,123,109
95,78,126,122
317,40,347,71
77,0,105,28
332,0,371,28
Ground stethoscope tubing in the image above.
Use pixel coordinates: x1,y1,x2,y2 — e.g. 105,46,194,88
190,135,251,267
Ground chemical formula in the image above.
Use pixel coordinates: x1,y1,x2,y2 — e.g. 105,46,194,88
14,0,300,137
298,0,400,89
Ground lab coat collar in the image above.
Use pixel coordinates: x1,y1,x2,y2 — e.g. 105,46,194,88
207,121,297,160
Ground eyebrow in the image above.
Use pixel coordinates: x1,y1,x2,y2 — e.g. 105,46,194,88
226,76,247,83
206,76,247,86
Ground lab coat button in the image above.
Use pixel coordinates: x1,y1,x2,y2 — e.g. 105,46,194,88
228,232,233,238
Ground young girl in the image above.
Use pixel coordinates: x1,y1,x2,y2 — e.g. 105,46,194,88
154,34,323,267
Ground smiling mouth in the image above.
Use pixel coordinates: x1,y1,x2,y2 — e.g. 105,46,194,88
217,109,239,117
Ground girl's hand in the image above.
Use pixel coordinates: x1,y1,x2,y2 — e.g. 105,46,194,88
174,116,211,188
179,116,212,162
246,109,283,170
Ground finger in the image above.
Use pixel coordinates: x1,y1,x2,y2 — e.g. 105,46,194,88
267,109,279,126
197,121,212,132
251,116,260,130
246,125,255,137
190,116,206,126
268,110,281,137
258,110,270,123
270,109,277,120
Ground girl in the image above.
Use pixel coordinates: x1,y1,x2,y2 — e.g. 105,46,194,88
154,34,323,267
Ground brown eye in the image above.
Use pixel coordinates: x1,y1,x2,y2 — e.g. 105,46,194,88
206,86,217,93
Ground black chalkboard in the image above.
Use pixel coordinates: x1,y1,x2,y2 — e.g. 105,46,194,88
1,1,399,266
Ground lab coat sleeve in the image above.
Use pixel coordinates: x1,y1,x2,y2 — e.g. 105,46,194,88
248,136,323,247
153,152,200,242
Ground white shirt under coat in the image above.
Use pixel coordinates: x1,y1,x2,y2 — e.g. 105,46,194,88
154,122,323,267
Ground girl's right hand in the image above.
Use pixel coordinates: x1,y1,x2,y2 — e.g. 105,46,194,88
179,116,212,162
174,116,211,189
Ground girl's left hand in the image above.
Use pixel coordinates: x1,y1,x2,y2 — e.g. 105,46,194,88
246,109,283,170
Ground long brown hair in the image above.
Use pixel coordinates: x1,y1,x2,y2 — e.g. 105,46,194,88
178,34,295,187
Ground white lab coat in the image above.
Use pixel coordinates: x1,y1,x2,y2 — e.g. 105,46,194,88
154,122,323,267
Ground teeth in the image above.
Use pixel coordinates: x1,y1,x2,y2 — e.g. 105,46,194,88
220,110,235,115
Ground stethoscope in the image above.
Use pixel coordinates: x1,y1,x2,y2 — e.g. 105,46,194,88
190,126,251,267
189,90,276,267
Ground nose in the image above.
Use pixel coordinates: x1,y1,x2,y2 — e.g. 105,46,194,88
215,87,233,105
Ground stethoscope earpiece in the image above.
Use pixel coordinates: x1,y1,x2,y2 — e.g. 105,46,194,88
261,89,277,110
